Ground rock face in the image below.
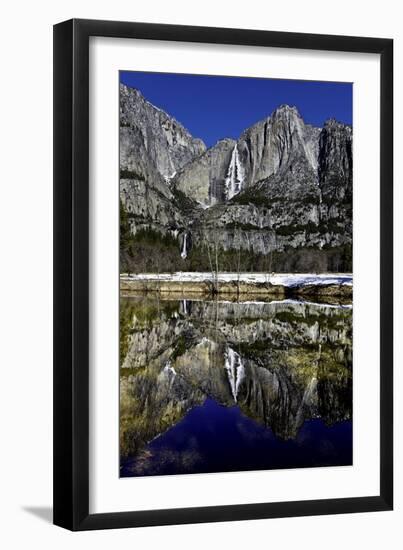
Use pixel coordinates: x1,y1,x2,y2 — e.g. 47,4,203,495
119,83,206,236
120,84,206,178
120,84,352,272
318,120,353,238
237,105,320,186
319,119,353,201
174,138,236,207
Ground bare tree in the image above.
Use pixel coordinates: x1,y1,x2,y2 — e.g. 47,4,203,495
155,254,161,318
203,223,216,295
213,221,220,294
236,223,241,298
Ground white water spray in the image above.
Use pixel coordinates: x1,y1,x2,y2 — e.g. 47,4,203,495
224,347,245,402
181,299,189,316
181,233,188,259
225,145,245,200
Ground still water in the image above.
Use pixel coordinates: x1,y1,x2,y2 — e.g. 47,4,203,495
120,296,352,477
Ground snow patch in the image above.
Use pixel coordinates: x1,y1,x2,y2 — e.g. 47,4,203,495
196,337,214,348
164,171,176,186
122,272,352,287
163,360,176,376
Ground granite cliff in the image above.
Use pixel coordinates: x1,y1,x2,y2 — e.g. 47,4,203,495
120,84,352,273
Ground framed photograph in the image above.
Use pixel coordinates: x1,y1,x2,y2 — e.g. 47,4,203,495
53,19,393,530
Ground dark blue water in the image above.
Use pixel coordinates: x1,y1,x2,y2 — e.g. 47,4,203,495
121,398,352,477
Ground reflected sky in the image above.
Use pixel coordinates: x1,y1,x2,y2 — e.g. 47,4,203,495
120,296,352,477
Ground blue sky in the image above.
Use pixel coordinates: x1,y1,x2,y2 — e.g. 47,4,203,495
120,71,352,148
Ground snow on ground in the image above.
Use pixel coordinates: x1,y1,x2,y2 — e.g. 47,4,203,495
121,272,353,287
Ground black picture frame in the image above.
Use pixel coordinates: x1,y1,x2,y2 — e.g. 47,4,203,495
53,18,393,531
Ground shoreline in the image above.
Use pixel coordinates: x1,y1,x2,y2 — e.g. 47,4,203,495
120,272,353,301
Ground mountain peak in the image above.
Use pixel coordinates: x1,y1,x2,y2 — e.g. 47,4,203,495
120,83,175,122
120,83,206,180
323,118,352,131
120,84,353,274
271,104,301,120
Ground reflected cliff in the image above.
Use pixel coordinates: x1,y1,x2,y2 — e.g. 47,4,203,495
120,295,352,477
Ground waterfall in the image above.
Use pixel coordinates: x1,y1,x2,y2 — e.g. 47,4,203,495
181,299,189,316
224,347,245,403
225,144,245,200
181,232,188,259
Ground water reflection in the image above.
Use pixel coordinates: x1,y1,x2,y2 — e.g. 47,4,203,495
120,296,352,477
